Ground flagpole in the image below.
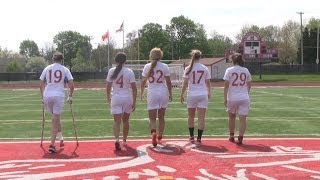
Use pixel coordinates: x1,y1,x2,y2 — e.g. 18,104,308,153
107,30,110,70
138,29,140,63
122,25,124,52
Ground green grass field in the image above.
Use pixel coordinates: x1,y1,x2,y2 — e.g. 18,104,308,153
0,86,319,140
252,74,320,82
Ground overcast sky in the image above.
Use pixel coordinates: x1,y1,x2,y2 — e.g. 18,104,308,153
1,0,319,52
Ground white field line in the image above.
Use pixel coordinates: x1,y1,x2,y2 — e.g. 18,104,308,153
28,164,65,170
2,106,320,112
256,90,319,101
0,117,319,123
0,136,319,143
0,93,37,101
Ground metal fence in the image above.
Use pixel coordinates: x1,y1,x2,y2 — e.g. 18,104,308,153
0,64,319,82
245,64,320,75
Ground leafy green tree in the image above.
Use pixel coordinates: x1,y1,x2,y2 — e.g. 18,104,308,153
306,17,320,29
298,26,318,64
278,20,300,64
42,42,56,63
138,23,171,60
125,30,140,61
208,30,233,57
91,41,116,72
71,50,95,72
53,31,92,69
19,40,40,58
235,24,260,42
236,24,280,49
166,15,209,59
6,60,23,72
25,57,48,72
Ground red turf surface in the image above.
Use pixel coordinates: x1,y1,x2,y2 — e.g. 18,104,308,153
0,138,319,179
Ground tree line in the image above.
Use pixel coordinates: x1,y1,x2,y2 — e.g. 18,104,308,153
1,15,319,73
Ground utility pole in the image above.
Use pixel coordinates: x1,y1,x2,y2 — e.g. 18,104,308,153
316,23,319,65
297,12,304,65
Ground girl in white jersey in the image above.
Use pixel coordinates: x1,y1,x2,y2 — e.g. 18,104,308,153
141,47,172,147
223,53,252,145
180,50,211,146
39,52,74,153
106,52,137,151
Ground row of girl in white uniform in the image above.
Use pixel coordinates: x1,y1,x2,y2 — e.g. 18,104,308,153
40,48,251,152
106,48,251,150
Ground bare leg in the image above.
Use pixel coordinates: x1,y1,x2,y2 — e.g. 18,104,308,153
148,109,157,132
228,112,236,142
238,115,247,136
188,108,196,141
113,114,122,141
148,109,157,147
197,108,206,142
113,114,122,150
157,108,166,139
50,114,60,146
122,112,130,143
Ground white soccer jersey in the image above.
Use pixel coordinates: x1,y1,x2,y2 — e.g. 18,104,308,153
39,63,73,97
142,62,170,95
183,63,211,96
223,65,252,101
106,66,136,97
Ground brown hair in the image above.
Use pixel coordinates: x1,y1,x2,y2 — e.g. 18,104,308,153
111,52,127,79
52,51,64,62
147,47,163,78
185,49,201,75
231,53,245,67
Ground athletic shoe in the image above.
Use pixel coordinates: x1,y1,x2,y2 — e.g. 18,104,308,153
229,136,235,143
152,132,157,147
115,142,121,151
237,136,243,145
157,135,162,144
189,136,195,143
60,140,64,147
122,140,127,147
48,145,56,153
195,139,201,147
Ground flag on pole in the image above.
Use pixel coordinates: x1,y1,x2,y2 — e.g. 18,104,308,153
101,32,109,41
116,22,124,33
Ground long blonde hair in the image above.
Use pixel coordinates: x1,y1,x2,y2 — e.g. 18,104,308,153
185,49,201,75
147,47,163,78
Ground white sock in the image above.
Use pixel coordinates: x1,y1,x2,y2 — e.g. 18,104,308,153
57,132,63,141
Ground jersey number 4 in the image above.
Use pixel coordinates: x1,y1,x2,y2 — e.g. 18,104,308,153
231,72,247,86
48,70,62,83
116,75,124,88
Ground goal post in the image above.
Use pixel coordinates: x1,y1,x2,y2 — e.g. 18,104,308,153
123,60,185,88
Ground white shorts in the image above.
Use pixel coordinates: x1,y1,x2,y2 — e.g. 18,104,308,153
187,95,208,108
44,96,65,114
227,99,250,116
111,96,133,114
147,94,169,110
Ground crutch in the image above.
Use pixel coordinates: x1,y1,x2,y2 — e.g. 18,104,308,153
40,102,45,147
69,102,79,149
